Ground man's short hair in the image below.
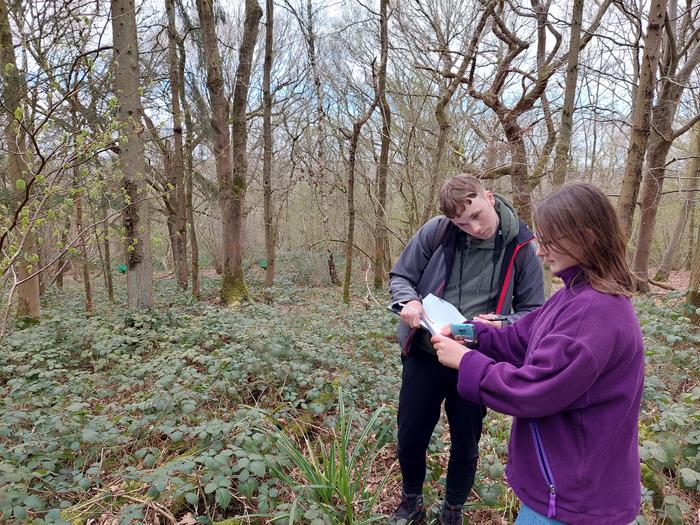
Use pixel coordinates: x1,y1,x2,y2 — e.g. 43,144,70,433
439,173,485,218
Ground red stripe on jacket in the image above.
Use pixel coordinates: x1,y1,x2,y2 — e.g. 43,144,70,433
495,237,535,315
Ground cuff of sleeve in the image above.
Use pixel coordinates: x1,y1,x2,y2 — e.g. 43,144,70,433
457,350,493,404
474,324,493,356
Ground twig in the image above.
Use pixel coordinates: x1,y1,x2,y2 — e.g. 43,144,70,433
363,261,382,308
118,494,177,524
648,278,677,291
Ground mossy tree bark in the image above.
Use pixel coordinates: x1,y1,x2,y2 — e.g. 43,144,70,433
112,0,153,308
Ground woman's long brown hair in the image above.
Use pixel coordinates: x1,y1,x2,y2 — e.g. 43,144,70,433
533,183,635,296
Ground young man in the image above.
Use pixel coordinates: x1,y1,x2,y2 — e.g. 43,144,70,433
388,173,545,524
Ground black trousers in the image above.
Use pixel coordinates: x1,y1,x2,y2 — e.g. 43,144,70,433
397,349,484,506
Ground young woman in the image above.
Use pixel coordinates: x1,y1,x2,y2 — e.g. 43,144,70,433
431,183,644,525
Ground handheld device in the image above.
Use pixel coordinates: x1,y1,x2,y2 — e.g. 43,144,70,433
450,323,477,344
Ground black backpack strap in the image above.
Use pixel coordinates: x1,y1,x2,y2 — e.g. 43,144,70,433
430,216,450,255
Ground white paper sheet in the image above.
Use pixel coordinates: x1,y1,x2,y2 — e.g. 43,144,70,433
420,293,466,335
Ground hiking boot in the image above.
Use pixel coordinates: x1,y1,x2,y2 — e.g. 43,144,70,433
388,493,426,524
438,502,463,525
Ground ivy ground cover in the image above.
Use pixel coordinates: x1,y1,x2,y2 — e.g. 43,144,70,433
0,278,698,524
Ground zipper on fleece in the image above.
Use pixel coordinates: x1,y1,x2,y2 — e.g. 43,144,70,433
529,421,557,518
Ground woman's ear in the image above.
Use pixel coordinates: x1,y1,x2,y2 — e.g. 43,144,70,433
582,228,596,246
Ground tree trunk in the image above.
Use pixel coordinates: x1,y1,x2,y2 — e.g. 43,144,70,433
631,37,700,291
55,216,71,290
1,0,41,322
343,114,376,303
655,125,700,281
166,0,188,289
74,174,93,316
223,0,261,303
688,209,700,322
262,0,276,291
551,0,584,186
502,118,533,224
177,40,200,298
72,108,93,315
616,0,667,241
197,0,240,303
373,0,391,290
102,207,115,302
304,0,339,286
112,0,153,308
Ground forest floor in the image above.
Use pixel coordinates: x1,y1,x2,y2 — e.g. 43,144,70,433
0,270,698,525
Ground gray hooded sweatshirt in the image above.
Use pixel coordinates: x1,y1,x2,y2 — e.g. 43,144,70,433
389,196,544,355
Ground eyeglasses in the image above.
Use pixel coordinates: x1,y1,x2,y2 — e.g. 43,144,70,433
534,233,567,252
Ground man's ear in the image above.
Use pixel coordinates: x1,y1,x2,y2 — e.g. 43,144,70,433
484,190,496,205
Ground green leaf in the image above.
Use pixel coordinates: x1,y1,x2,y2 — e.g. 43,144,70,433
23,495,44,510
250,460,266,477
82,429,100,442
14,107,23,121
13,506,27,519
185,492,198,506
204,482,217,494
679,467,700,489
15,179,26,192
143,454,157,467
660,494,689,524
234,457,250,471
215,488,231,510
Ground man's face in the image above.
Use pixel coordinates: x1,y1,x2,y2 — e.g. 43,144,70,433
449,191,499,240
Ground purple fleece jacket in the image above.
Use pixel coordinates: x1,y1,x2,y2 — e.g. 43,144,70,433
457,266,644,525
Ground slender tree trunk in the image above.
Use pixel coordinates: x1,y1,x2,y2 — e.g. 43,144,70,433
655,125,700,280
72,108,93,315
631,44,700,291
304,0,339,286
223,0,262,303
551,0,584,186
687,198,696,272
55,216,71,290
177,40,200,298
617,0,667,241
262,0,276,290
74,174,93,316
101,207,115,302
688,209,700,322
166,0,188,289
343,112,377,303
1,0,41,322
343,128,360,304
112,0,153,308
373,0,391,290
185,140,200,299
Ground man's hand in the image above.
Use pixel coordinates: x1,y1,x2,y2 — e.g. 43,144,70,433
431,334,470,369
473,313,504,328
400,300,424,329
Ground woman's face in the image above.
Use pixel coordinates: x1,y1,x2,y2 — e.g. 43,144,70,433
535,236,579,273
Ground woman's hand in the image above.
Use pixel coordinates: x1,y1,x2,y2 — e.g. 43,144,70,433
473,313,503,328
431,334,470,369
